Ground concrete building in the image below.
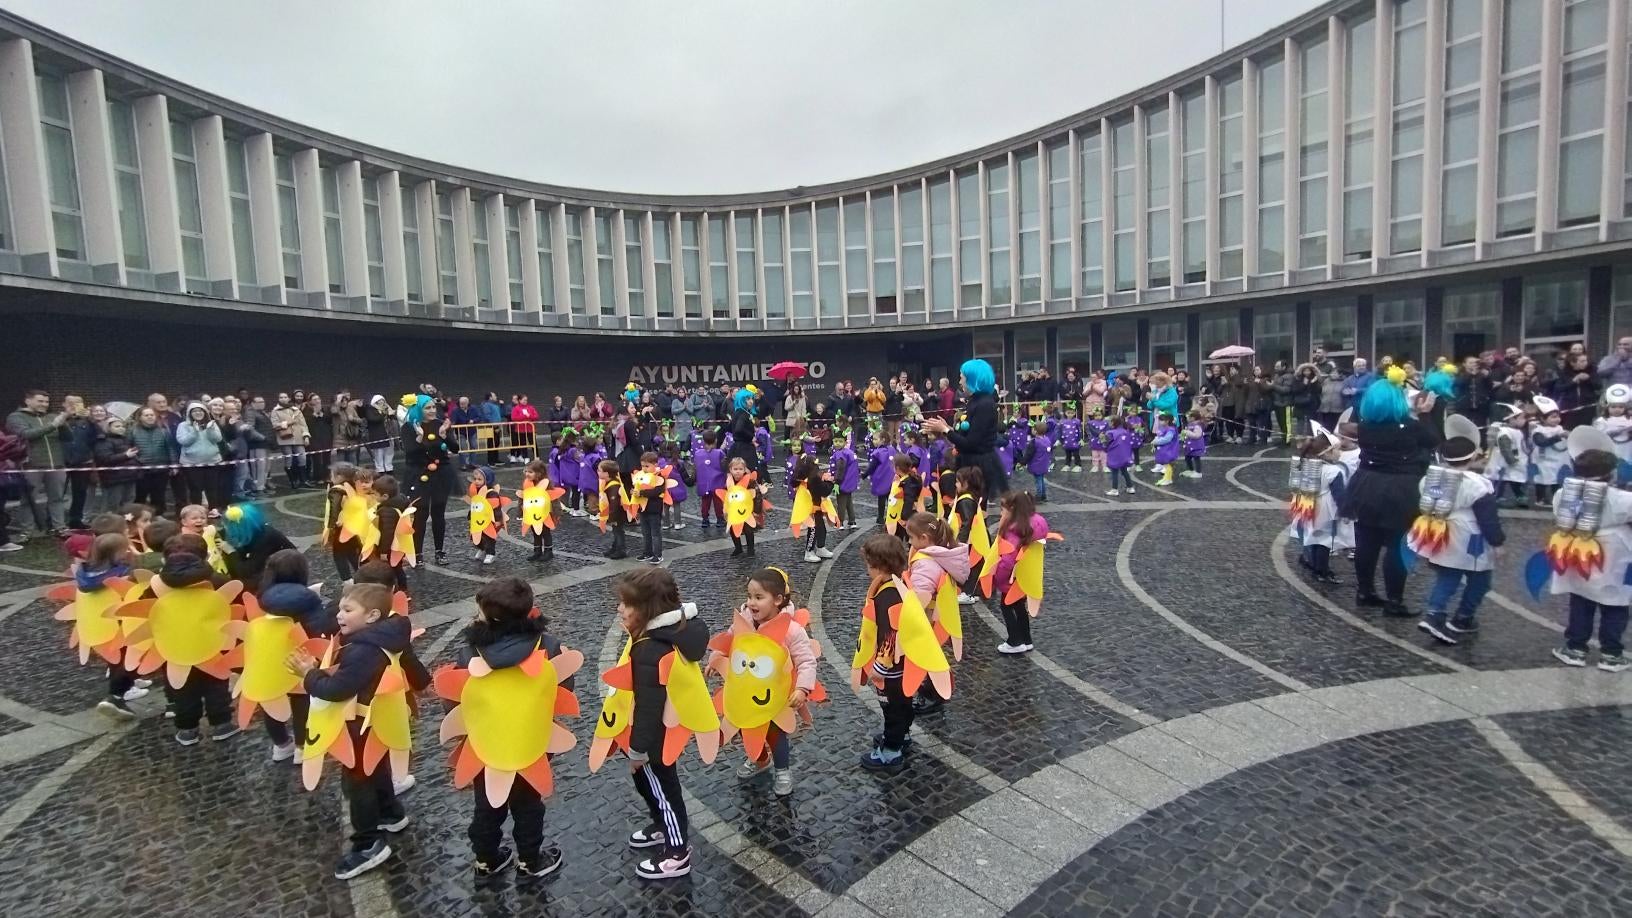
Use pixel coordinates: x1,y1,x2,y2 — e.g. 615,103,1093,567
2,0,1630,401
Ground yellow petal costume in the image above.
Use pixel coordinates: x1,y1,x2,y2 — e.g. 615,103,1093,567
708,610,828,762
301,638,357,790
389,503,419,568
659,647,721,765
911,550,965,661
598,479,630,532
228,592,326,729
360,653,415,781
717,473,767,538
789,478,839,537
436,643,583,804
467,482,510,545
120,579,244,689
47,571,149,666
335,483,380,558
851,578,952,698
519,481,566,535
1000,533,1066,617
587,639,636,772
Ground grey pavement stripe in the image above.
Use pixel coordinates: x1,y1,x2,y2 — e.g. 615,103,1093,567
1032,477,1114,503
1223,458,1284,503
0,724,131,847
1473,717,1632,859
1042,499,1279,513
1124,465,1197,501
967,603,1158,727
1116,509,1310,691
0,564,62,580
273,495,324,522
1268,529,1471,673
1485,589,1567,633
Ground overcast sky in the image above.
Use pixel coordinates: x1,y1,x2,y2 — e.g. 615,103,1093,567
8,0,1326,195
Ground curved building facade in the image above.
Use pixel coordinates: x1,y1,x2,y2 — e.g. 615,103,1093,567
2,0,1631,400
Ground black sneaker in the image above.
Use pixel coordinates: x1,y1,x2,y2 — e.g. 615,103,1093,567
434,550,448,565
1355,593,1386,608
529,549,544,562
628,824,666,849
97,697,137,720
730,546,743,557
474,847,515,878
210,722,241,741
175,728,201,746
1381,601,1414,618
1446,618,1479,634
379,813,410,833
607,550,627,560
1314,571,1342,585
910,696,944,715
635,847,692,880
518,847,563,880
335,840,392,880
1417,619,1458,645
1553,646,1588,667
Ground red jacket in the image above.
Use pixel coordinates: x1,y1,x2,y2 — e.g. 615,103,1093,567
510,404,539,422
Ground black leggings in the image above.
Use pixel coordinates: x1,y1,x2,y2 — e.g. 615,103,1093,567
999,598,1033,646
1353,522,1407,601
1109,466,1134,489
731,527,756,552
472,772,546,865
1064,448,1080,466
805,516,827,551
1184,455,1202,472
412,497,448,554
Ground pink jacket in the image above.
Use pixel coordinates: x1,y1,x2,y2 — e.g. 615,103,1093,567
993,513,1049,594
718,604,819,692
908,544,972,608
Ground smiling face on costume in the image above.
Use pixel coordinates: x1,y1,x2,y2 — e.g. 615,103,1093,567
722,631,792,730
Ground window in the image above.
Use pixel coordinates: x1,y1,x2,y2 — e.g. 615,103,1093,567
1180,93,1207,283
1298,37,1330,267
680,214,702,318
987,160,1012,303
472,197,494,308
1104,318,1139,370
172,122,209,283
37,74,84,261
1017,151,1043,301
625,214,645,316
401,182,422,303
595,210,615,316
1218,74,1245,278
1079,131,1105,294
1015,327,1046,387
436,192,459,305
1496,0,1542,236
734,213,756,318
974,329,1006,387
1613,268,1632,343
957,168,982,306
650,214,671,317
225,138,254,285
790,206,814,318
505,204,524,308
901,185,926,311
108,100,149,271
1390,0,1429,255
565,207,587,313
1443,284,1502,358
762,211,786,318
1558,0,1608,226
1110,120,1136,291
708,214,729,319
871,192,896,313
1254,306,1296,367
1257,55,1288,273
1146,107,1172,287
929,177,953,309
1151,318,1187,371
1441,0,1482,245
844,197,869,316
275,154,301,288
1046,144,1070,299
534,205,554,312
363,177,386,299
816,201,841,317
1059,324,1093,376
1522,272,1588,354
1200,314,1240,360
1344,11,1377,259
320,166,343,293
1311,300,1357,355
1373,294,1426,365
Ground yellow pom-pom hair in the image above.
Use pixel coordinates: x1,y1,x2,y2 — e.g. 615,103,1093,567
224,505,244,522
399,394,418,407
1385,365,1408,386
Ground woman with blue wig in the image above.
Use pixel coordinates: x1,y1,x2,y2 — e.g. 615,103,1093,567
1338,364,1441,617
727,385,762,474
219,502,296,594
924,358,1009,496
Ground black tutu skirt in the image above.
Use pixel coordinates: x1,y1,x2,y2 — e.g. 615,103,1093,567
1339,467,1421,533
960,450,1010,497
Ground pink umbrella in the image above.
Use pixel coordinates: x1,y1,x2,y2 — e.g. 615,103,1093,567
1207,345,1256,360
767,361,807,383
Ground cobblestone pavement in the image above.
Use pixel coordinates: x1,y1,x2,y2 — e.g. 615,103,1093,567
2,445,1631,917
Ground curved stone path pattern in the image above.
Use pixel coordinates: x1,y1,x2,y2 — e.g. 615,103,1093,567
0,442,1627,916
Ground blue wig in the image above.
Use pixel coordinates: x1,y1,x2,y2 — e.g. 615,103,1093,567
732,387,757,413
960,359,996,395
401,393,432,427
1358,378,1410,425
221,502,265,549
1423,369,1456,401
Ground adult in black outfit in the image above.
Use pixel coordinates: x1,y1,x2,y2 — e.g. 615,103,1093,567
402,401,460,564
923,358,1009,498
1339,373,1439,617
726,388,761,475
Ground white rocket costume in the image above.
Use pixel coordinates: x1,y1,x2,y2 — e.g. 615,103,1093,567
1592,384,1632,485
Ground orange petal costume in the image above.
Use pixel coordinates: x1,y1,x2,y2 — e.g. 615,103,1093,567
999,533,1065,618
718,472,768,538
708,608,827,762
226,592,327,730
468,481,510,546
519,480,566,535
119,578,246,690
47,570,151,666
436,643,582,806
851,576,952,699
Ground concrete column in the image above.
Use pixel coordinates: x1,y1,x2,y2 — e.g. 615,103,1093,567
1242,58,1260,277
376,169,407,303
1420,0,1447,251
643,211,659,316
1533,0,1563,237
0,40,52,271
1600,0,1628,233
612,207,631,317
412,179,438,303
1372,0,1395,265
1132,107,1149,291
948,169,963,296
483,192,508,307
1282,37,1299,277
242,132,281,301
1007,150,1020,304
1327,14,1347,267
976,163,989,310
133,94,182,286
583,205,602,315
518,197,541,311
65,69,121,281
721,210,737,322
292,147,326,299
550,203,570,310
191,115,236,289
1099,117,1115,287
335,160,367,297
451,186,477,307
1474,0,1501,249
1204,76,1220,287
1168,93,1182,285
1067,129,1081,300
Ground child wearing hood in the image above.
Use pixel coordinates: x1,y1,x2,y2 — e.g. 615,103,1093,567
616,568,711,880
459,577,575,879
468,466,502,566
905,512,969,714
866,431,897,526
258,549,326,761
287,582,430,881
1022,421,1052,502
152,533,238,745
830,434,860,531
364,396,394,472
77,532,149,719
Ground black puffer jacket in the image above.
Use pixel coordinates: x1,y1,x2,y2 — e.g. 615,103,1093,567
628,603,710,759
302,613,429,707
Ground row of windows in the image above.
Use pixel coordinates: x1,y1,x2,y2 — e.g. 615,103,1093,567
0,0,1627,319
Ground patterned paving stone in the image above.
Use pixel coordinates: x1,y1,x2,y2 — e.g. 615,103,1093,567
1010,720,1632,917
0,599,111,717
0,741,79,813
1497,705,1632,827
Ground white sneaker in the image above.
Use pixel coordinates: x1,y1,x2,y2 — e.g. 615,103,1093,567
803,551,821,563
393,773,417,796
1105,489,1121,497
0,542,22,553
816,547,834,559
772,766,794,797
122,686,150,701
635,847,692,880
735,757,769,779
1155,479,1171,487
482,554,496,565
471,550,484,560
672,522,685,530
1020,644,1035,652
997,642,1027,654
133,678,153,689
271,741,296,762
1124,487,1136,495
957,592,978,605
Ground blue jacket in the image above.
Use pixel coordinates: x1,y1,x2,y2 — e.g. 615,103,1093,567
1340,371,1376,408
479,400,504,424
